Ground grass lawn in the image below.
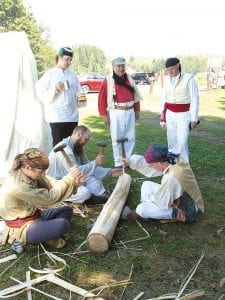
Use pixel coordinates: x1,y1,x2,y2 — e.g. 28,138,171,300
0,88,225,299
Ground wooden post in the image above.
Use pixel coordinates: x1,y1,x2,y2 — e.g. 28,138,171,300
77,94,87,107
149,79,154,94
159,69,164,88
86,173,131,253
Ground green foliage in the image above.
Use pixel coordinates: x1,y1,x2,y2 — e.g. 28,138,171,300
0,0,55,76
151,58,165,72
179,55,208,74
127,55,225,76
72,44,107,74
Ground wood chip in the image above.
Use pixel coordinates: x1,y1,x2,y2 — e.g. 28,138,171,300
133,291,145,300
0,254,17,264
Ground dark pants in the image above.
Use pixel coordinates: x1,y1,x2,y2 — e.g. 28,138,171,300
50,122,78,146
172,192,199,223
26,206,73,245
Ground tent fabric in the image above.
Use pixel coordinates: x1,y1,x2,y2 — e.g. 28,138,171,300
0,32,52,177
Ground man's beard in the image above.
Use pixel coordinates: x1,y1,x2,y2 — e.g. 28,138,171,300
73,142,84,156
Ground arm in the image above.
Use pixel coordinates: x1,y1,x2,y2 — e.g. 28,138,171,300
36,70,60,103
128,155,163,177
188,77,199,129
12,173,79,208
98,79,109,125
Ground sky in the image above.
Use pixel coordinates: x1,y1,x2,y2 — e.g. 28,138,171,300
24,0,225,59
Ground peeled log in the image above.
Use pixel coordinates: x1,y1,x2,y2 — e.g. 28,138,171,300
87,173,131,253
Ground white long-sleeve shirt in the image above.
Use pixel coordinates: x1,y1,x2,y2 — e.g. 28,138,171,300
129,155,183,209
47,137,111,180
36,67,81,122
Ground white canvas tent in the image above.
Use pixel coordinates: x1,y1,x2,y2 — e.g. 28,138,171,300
0,32,52,177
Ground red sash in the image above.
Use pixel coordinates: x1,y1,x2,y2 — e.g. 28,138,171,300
160,103,190,123
5,209,42,228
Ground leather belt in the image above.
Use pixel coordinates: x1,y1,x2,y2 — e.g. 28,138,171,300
115,105,134,110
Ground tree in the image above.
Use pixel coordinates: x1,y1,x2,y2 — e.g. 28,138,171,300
0,0,55,76
72,44,106,74
179,55,208,74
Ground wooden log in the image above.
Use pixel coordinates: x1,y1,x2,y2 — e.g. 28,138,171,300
87,173,131,253
77,94,87,107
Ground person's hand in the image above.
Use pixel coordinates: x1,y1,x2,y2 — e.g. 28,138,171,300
111,168,123,177
121,157,129,165
69,166,85,186
160,122,167,130
103,115,110,126
95,154,105,166
190,121,197,130
135,111,140,121
55,81,65,93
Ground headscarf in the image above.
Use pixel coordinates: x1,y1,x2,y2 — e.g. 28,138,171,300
144,144,178,165
10,148,49,172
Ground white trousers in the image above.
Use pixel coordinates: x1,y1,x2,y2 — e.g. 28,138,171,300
64,176,105,203
109,108,135,167
136,181,173,219
166,110,190,163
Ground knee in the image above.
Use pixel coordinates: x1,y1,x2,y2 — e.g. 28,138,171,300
136,203,147,218
57,218,71,236
62,205,73,220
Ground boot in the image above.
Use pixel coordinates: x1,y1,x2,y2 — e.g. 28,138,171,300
44,237,66,249
121,206,141,221
86,192,110,205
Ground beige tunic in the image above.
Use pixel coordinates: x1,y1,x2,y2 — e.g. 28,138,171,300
0,169,76,244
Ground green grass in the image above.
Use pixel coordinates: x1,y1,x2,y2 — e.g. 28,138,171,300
1,89,225,299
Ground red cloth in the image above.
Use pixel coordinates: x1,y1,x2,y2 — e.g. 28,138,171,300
98,78,140,116
160,103,190,123
5,209,42,228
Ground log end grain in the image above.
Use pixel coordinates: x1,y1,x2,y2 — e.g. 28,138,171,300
86,233,109,253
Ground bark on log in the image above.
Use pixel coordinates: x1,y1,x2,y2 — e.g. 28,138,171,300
86,173,131,253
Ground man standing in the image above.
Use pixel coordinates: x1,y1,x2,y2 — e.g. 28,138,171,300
98,57,143,167
47,125,122,203
160,58,199,162
36,47,81,146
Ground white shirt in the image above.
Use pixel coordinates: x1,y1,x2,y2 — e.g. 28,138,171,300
129,154,183,209
36,67,81,122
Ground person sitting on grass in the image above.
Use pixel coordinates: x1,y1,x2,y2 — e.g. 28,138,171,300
0,148,85,252
47,125,122,204
121,144,204,222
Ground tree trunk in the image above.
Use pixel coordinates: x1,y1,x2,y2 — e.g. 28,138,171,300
86,173,131,253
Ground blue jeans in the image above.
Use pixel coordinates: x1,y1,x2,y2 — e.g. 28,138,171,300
26,206,73,244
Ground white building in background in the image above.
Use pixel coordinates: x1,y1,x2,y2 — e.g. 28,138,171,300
0,31,52,178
